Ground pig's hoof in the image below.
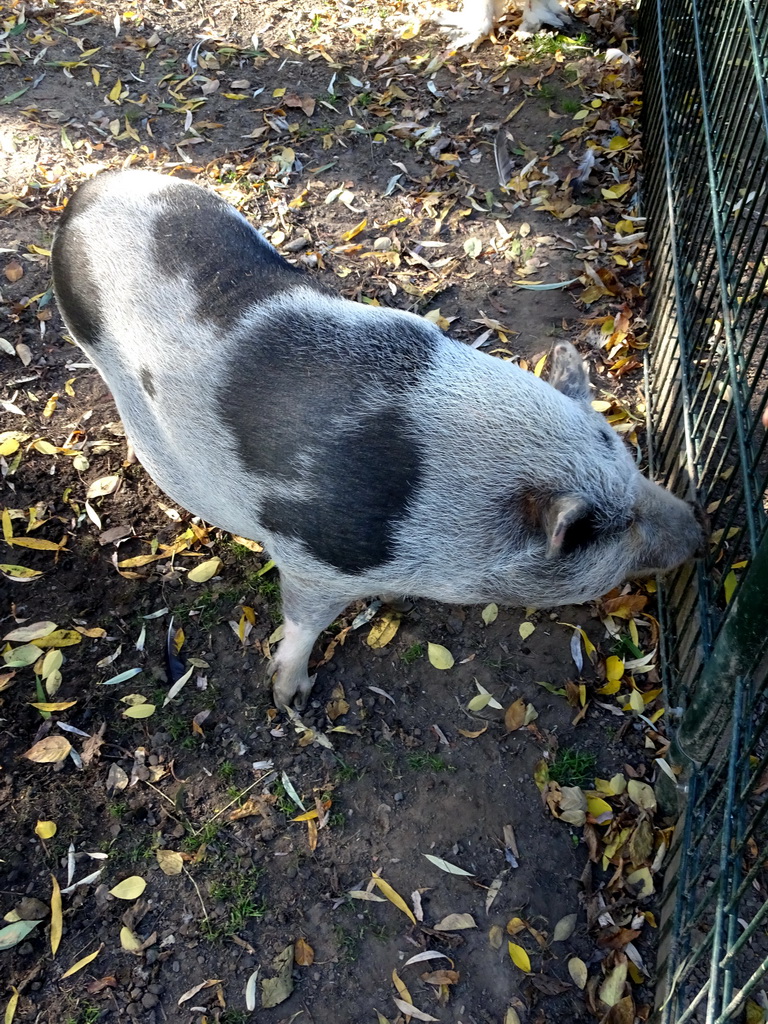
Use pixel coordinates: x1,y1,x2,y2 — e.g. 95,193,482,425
271,673,316,711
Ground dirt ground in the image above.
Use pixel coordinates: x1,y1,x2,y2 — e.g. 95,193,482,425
1,2,670,1022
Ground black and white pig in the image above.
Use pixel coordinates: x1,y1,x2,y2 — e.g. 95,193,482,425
51,170,704,706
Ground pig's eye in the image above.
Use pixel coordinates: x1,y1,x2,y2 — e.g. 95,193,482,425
561,509,601,554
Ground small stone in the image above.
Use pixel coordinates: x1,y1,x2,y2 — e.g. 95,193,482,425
141,993,159,1009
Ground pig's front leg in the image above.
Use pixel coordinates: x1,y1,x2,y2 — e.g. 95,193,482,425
435,0,505,47
269,571,351,708
517,0,569,34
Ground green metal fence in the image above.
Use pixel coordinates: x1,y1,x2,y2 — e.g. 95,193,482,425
640,0,768,1019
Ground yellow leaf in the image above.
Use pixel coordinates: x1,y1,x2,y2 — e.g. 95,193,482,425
342,217,367,241
427,643,454,670
32,439,58,455
467,693,491,711
35,820,57,839
41,649,63,677
29,701,77,712
31,630,82,648
8,537,62,551
1,510,12,544
74,626,107,638
434,913,476,930
118,552,164,568
367,611,401,649
4,987,19,1024
508,941,531,973
4,644,43,668
120,926,143,951
156,849,184,875
518,621,535,640
91,67,100,86
627,779,656,811
392,967,412,1004
108,79,123,102
187,557,222,583
0,564,43,579
371,872,415,924
533,353,548,377
628,689,645,713
568,956,588,989
586,796,613,820
724,570,738,603
50,874,62,955
292,809,320,822
608,136,630,150
23,736,72,763
60,945,102,979
606,655,624,681
599,961,627,1007
481,603,498,624
273,87,286,97
504,1009,522,1024
231,534,263,552
596,678,621,695
109,876,147,900
746,1000,768,1024
122,703,156,719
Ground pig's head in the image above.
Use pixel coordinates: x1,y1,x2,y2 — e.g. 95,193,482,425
506,341,706,606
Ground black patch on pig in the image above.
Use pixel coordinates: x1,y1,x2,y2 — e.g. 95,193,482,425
560,507,601,554
598,426,613,449
140,367,156,398
260,406,423,574
216,302,437,482
148,182,306,329
51,174,116,348
561,504,633,555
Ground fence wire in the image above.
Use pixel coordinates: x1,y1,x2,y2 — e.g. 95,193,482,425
639,0,768,1020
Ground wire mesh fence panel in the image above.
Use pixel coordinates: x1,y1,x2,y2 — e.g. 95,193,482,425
640,0,768,1020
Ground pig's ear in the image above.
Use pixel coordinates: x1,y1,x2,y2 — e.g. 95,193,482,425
543,494,592,558
548,342,591,404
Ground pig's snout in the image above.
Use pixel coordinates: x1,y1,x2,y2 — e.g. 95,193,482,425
633,478,707,574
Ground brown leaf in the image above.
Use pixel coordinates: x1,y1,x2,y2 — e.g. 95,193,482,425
528,974,572,995
598,927,641,950
85,976,118,994
284,93,316,116
229,795,276,822
628,818,654,865
604,995,636,1024
4,260,23,283
23,735,72,763
420,969,459,986
601,594,648,618
81,722,106,766
294,937,314,966
504,697,526,732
